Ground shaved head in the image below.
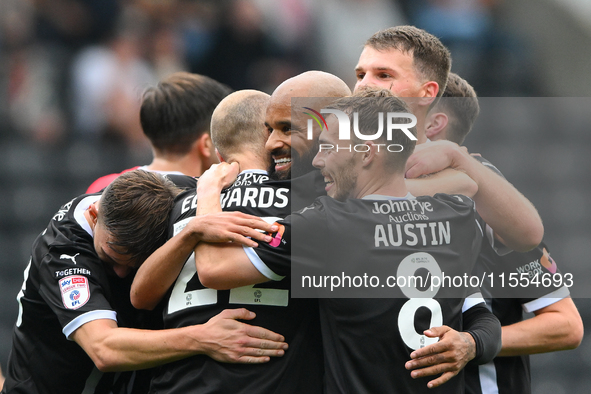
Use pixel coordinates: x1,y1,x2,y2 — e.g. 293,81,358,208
265,71,351,180
211,90,270,161
271,70,352,106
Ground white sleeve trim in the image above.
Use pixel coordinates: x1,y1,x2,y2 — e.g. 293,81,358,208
522,286,570,313
462,292,486,313
63,310,117,340
242,246,285,281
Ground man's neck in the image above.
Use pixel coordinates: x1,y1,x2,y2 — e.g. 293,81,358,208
225,154,268,173
355,172,409,199
414,107,428,144
146,155,205,177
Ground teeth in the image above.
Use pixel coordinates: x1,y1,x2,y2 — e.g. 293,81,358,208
324,177,333,184
274,158,291,164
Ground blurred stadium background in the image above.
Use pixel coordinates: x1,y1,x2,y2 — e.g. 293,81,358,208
1,1,590,392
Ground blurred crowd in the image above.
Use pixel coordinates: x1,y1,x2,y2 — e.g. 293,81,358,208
0,0,533,151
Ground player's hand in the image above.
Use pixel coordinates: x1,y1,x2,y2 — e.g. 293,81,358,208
198,162,241,193
404,325,476,389
187,212,277,248
198,308,288,363
405,140,467,179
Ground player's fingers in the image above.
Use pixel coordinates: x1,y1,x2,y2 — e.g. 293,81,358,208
424,325,451,338
404,156,421,178
224,232,259,248
225,214,278,233
218,308,256,321
405,159,432,179
406,351,450,370
244,325,287,346
410,340,449,360
234,356,271,364
241,347,285,358
426,371,457,389
241,337,288,351
409,362,455,379
244,228,273,243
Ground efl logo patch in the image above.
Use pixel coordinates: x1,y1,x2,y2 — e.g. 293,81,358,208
59,275,90,310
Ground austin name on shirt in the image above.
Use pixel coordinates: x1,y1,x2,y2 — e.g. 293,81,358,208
370,200,452,247
374,221,451,247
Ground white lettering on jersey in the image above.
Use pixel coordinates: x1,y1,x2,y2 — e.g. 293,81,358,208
371,199,433,215
374,222,451,247
59,275,90,310
55,268,92,278
221,187,289,210
53,199,75,221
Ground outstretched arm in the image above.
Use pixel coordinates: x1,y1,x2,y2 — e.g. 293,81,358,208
71,309,288,372
499,297,583,356
406,168,478,197
405,140,543,252
131,211,275,310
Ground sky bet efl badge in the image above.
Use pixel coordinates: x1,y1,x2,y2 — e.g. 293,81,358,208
59,275,90,310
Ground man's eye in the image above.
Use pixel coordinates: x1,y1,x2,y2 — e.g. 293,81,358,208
356,73,365,80
378,73,392,79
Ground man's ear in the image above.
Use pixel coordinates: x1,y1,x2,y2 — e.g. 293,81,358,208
423,81,439,98
88,202,99,226
198,133,215,158
424,112,449,141
361,141,377,167
417,81,439,107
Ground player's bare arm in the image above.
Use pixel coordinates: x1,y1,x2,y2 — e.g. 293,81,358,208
498,297,583,357
131,210,276,310
405,167,478,197
405,140,544,252
71,309,288,371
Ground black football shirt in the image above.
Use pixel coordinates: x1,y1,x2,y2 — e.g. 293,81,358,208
248,193,486,394
2,194,129,394
148,170,324,394
465,156,570,394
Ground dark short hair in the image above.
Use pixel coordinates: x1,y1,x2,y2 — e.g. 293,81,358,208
366,26,451,97
140,72,233,155
326,95,416,172
99,170,181,266
436,72,480,144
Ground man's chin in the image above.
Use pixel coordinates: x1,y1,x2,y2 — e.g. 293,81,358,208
270,167,291,180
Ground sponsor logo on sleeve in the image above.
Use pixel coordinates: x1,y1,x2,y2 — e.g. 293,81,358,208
541,248,558,274
59,275,90,310
269,223,286,247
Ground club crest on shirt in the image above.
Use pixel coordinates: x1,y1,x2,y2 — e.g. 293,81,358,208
59,275,90,310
